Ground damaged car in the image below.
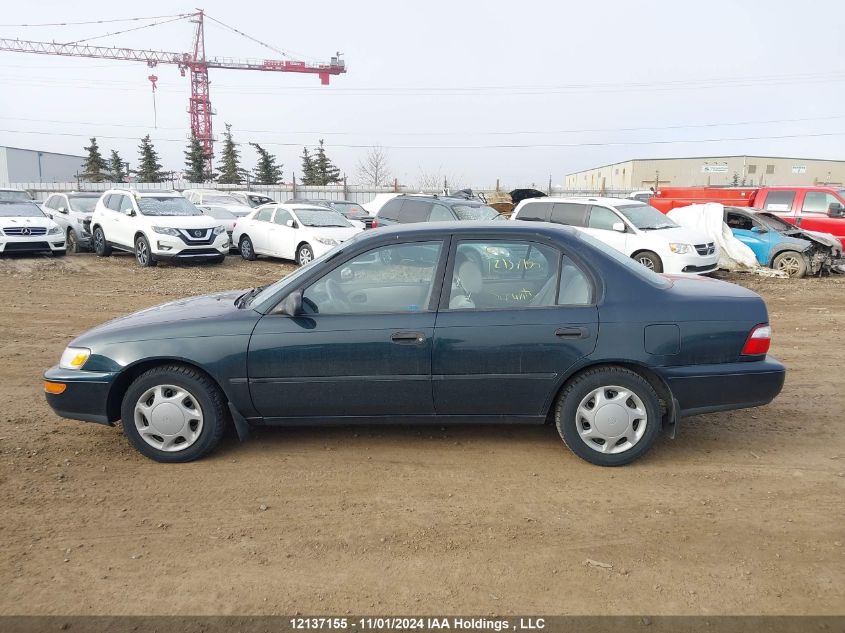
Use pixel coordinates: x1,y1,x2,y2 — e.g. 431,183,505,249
724,206,843,277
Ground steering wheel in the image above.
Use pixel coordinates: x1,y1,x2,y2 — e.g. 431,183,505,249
325,279,351,313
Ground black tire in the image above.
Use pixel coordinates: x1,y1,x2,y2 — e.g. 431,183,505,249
92,226,111,257
772,250,807,278
296,243,314,266
66,229,81,254
134,234,157,267
554,366,662,466
239,235,257,261
120,364,228,463
633,250,663,273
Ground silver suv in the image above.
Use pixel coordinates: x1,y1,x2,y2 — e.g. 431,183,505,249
43,192,101,253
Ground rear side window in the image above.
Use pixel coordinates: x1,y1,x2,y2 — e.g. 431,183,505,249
378,199,403,222
550,203,588,227
762,191,795,212
399,199,433,223
517,201,552,222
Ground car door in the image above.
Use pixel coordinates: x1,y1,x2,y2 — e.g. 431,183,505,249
269,207,297,259
112,194,137,248
247,239,447,419
432,236,598,418
249,206,275,254
583,205,629,254
726,210,769,265
101,194,128,247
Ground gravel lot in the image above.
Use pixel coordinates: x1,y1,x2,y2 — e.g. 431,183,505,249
0,252,843,615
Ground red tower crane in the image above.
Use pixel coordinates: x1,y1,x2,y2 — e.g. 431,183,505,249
0,10,346,165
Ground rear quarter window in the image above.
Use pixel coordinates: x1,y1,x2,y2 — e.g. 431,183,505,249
399,199,434,223
551,203,588,227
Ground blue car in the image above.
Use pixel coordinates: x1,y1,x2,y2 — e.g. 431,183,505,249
725,206,834,277
43,222,785,466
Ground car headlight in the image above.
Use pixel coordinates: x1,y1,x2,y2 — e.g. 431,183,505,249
315,237,339,246
152,226,180,236
669,243,691,254
213,225,226,235
47,226,61,235
59,347,91,370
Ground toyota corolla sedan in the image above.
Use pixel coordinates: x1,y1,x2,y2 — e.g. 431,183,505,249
43,223,785,466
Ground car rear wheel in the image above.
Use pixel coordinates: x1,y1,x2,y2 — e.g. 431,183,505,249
297,243,314,266
120,365,228,463
239,235,257,261
135,235,157,267
555,367,661,466
772,251,807,278
93,226,111,257
633,251,663,273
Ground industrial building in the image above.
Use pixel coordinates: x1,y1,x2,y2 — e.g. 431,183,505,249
0,145,86,185
564,155,845,191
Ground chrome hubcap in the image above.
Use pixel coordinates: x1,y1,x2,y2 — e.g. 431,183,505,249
576,385,648,454
776,255,801,276
241,240,251,257
95,231,103,250
637,257,655,270
299,248,312,264
137,241,148,264
134,384,204,452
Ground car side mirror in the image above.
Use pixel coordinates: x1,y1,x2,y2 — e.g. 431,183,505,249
56,206,67,214
286,219,298,228
277,289,303,316
612,222,626,233
828,202,845,218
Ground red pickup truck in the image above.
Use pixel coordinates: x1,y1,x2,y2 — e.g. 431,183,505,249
650,186,845,247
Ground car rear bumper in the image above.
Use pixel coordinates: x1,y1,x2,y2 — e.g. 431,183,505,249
43,366,116,425
658,356,785,417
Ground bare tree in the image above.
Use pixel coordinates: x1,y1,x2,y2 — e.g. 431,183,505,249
415,168,462,193
356,146,392,186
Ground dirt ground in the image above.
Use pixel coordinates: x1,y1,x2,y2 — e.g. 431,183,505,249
0,252,843,616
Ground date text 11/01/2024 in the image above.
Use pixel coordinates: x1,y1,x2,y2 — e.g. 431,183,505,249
290,618,546,630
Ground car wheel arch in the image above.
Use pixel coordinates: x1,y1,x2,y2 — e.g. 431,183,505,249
105,358,232,423
767,245,807,266
547,360,675,430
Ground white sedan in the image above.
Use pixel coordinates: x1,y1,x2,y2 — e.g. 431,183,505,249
233,203,362,265
0,200,66,256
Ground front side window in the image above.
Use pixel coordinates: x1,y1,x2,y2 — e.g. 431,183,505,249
302,241,443,315
429,204,454,221
447,240,563,310
726,211,754,231
119,196,135,214
68,196,98,213
274,209,293,225
43,196,58,210
588,206,621,231
763,191,795,212
615,203,676,230
802,191,840,214
255,207,274,222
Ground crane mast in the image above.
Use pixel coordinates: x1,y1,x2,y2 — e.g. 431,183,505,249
0,10,346,166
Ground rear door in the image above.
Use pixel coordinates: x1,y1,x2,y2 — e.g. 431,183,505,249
432,236,598,418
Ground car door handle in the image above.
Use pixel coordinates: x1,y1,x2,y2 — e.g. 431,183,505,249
390,331,426,345
555,327,589,339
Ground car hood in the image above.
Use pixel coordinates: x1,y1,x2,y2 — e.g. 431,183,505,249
301,226,360,241
640,225,710,244
140,214,223,229
0,216,58,229
73,289,257,347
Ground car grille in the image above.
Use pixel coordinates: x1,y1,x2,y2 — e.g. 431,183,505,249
3,241,50,251
176,228,215,245
3,227,47,236
694,242,716,255
682,263,718,273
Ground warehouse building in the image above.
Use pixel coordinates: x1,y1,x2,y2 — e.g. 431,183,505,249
0,145,86,185
564,155,845,191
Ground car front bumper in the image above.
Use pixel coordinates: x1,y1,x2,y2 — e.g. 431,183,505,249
657,355,786,417
662,250,720,275
43,366,117,425
150,235,229,260
0,235,66,253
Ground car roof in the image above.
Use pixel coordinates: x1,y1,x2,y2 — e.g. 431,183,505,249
370,220,579,240
66,192,101,197
521,196,638,206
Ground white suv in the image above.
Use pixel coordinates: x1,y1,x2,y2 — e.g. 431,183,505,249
90,189,229,267
511,196,719,274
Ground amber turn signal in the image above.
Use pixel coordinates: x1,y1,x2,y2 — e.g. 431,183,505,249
44,381,67,394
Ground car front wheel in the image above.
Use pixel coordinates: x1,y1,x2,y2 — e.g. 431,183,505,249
135,235,157,267
772,251,807,278
120,365,228,462
297,243,314,266
633,251,663,273
93,226,111,257
555,367,661,466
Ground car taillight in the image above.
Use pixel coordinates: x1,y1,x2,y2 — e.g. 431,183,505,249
371,217,379,228
742,324,771,356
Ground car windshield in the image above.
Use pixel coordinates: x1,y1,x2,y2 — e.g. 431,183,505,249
137,196,202,216
0,190,33,202
68,197,98,213
295,208,352,227
201,206,236,220
576,230,672,288
0,202,46,217
452,204,503,221
616,203,677,230
203,194,242,205
247,195,274,207
331,202,367,216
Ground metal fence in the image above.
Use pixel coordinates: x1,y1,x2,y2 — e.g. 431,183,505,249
6,181,635,204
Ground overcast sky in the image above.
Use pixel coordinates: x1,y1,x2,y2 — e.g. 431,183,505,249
0,0,843,187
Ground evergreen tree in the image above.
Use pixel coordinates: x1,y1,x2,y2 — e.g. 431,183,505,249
184,135,211,183
300,147,317,185
251,143,283,185
81,137,108,182
108,150,127,183
216,123,244,185
136,135,164,183
312,139,342,185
